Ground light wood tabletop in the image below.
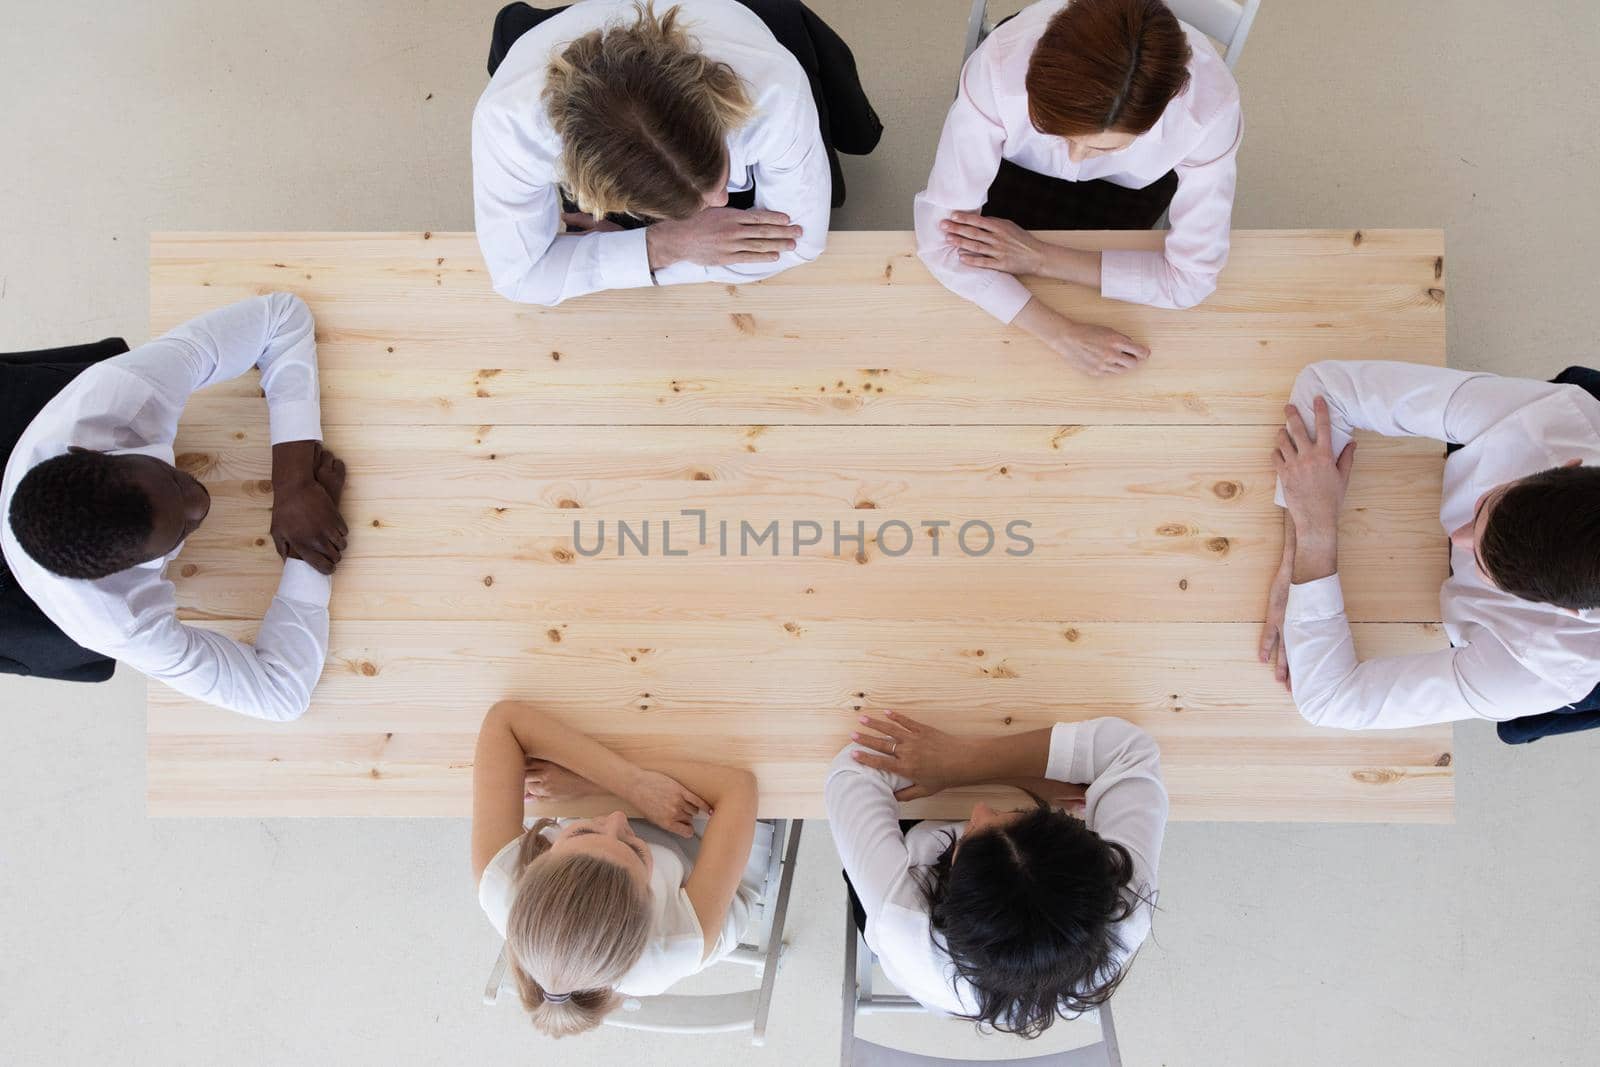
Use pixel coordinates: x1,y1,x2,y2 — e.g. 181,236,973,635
148,229,1452,820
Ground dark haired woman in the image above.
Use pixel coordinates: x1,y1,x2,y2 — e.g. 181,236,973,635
825,710,1166,1035
914,0,1243,376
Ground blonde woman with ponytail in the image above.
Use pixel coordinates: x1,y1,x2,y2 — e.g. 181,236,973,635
471,700,763,1038
473,0,835,307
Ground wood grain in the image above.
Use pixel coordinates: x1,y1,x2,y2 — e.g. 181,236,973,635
151,230,1447,427
147,230,1453,820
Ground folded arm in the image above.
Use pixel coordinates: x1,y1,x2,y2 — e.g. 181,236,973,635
823,743,917,944
119,292,322,445
1285,361,1566,462
1284,576,1571,728
912,44,1033,324
471,120,655,306
132,561,330,722
471,701,711,878
651,98,829,288
1101,107,1242,310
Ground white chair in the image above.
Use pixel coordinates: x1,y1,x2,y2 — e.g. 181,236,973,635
964,0,1261,68
841,902,1123,1067
483,819,803,1046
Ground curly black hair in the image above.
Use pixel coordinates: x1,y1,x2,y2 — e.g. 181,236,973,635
8,451,156,579
918,803,1144,1038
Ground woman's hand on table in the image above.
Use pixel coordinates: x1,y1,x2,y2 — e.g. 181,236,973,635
942,211,1045,276
647,208,800,270
625,768,709,838
1013,298,1149,377
523,758,601,803
1051,318,1150,376
851,710,972,801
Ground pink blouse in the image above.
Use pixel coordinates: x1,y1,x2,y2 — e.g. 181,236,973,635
913,0,1244,321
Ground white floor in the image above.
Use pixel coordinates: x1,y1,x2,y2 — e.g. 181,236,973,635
3,2,1599,1064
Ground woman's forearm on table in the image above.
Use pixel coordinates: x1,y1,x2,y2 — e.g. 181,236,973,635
1037,243,1102,289
490,700,644,799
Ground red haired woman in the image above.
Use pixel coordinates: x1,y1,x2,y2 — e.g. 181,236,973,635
915,0,1243,376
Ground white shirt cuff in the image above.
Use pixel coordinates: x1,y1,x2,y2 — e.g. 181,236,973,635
1044,721,1079,782
267,402,323,448
974,274,1034,325
1100,249,1156,305
277,558,333,607
1286,574,1346,622
596,228,655,291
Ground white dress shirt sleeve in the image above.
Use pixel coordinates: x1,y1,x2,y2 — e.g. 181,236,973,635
1289,360,1568,450
471,115,655,306
1100,104,1242,310
126,560,332,722
118,292,323,445
1274,361,1569,509
823,744,916,945
1284,574,1573,728
912,46,1036,325
651,93,831,288
114,293,332,720
1045,718,1168,895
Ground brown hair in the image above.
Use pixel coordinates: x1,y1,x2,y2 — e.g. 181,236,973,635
543,2,754,221
504,819,654,1038
1025,0,1193,138
1478,464,1600,611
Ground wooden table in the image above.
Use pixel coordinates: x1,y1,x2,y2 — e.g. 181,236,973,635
147,230,1452,821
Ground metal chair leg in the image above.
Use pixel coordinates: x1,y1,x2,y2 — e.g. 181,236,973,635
1098,1001,1123,1067
751,820,803,1046
483,944,509,1005
841,898,861,1066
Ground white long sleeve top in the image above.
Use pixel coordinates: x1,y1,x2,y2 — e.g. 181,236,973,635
471,0,830,306
913,0,1242,320
823,717,1167,1016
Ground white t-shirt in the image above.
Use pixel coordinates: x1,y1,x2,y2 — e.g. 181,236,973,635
478,816,773,997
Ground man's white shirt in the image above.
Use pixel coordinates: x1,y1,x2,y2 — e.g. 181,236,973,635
0,294,332,721
1281,360,1600,729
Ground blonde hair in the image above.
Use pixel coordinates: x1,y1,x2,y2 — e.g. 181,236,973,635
543,2,755,220
505,819,654,1038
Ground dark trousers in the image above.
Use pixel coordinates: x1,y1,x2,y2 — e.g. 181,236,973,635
0,338,129,683
982,159,1179,231
1452,365,1600,745
487,1,881,211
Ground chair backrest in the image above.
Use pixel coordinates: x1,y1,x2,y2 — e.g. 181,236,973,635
964,0,1260,69
483,819,802,1045
841,901,1123,1066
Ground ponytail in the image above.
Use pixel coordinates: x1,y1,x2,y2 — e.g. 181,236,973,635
504,819,653,1038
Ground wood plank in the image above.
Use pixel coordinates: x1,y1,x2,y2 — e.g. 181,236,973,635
148,620,1452,822
150,231,1445,427
166,424,1447,624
